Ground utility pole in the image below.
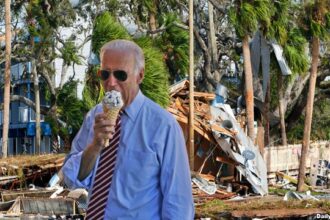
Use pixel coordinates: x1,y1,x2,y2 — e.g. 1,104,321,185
188,0,195,170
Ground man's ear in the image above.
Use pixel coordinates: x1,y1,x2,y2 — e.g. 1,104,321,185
137,69,144,84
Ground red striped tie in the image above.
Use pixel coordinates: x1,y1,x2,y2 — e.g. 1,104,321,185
85,112,122,219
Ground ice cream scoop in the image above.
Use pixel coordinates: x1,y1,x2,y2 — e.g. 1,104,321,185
102,90,124,147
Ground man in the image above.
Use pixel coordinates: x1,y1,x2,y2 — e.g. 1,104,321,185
62,39,194,219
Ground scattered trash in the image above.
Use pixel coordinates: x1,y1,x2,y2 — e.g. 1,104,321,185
192,173,217,195
283,191,319,201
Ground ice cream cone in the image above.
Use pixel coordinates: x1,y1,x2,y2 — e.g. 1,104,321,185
102,90,124,147
103,106,121,147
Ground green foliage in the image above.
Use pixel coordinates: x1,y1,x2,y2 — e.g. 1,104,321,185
269,58,280,109
136,37,170,107
56,81,89,138
326,12,330,29
82,66,104,110
156,13,189,81
60,41,82,65
141,0,157,14
229,0,273,38
300,0,330,40
105,0,121,17
287,98,330,142
267,0,290,45
283,28,309,75
283,44,309,75
92,12,131,55
266,1,309,76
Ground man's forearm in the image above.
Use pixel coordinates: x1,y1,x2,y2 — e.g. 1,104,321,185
78,144,100,181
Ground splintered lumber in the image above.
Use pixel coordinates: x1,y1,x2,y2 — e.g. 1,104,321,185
276,171,312,191
210,124,234,137
169,80,189,96
168,107,216,143
199,174,216,182
0,154,65,189
0,176,18,185
216,156,238,166
194,92,215,101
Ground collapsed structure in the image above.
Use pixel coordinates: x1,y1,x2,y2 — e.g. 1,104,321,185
168,80,268,197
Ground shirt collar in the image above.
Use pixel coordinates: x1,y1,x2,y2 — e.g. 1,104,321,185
123,90,145,122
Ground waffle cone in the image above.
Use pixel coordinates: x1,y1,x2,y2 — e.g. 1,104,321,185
103,106,120,123
103,105,121,147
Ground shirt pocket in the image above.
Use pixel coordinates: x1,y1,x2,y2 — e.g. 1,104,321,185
120,150,159,190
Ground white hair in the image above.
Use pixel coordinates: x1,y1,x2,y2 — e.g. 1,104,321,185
100,39,145,75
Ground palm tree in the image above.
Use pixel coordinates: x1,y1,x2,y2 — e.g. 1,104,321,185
267,1,309,146
229,0,272,140
2,0,11,158
208,1,218,69
297,0,330,192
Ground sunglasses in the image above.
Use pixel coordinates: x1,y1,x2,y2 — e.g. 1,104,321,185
98,69,128,82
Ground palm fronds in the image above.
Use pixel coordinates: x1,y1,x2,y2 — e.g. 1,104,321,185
299,0,330,40
91,12,131,55
156,13,189,81
229,0,272,38
283,28,309,75
136,37,170,107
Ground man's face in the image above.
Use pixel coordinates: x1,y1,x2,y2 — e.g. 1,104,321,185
101,49,144,108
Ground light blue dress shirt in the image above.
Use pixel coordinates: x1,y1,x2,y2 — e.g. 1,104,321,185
62,90,194,219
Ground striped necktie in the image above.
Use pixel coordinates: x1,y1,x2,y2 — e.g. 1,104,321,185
85,112,122,219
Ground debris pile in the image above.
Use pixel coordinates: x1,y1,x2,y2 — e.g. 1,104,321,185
0,154,65,190
0,154,84,219
168,80,268,202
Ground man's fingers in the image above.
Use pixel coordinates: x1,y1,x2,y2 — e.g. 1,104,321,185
94,117,116,130
93,113,117,146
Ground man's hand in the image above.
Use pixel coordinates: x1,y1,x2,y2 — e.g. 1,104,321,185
78,113,116,181
92,113,116,151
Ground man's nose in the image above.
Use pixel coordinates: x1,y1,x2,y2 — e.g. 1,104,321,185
106,73,118,87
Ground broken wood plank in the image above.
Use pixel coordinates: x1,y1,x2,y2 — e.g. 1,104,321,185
169,79,189,96
276,171,312,191
216,156,238,166
210,124,234,137
194,92,215,101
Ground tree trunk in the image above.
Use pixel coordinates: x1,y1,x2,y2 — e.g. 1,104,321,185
297,37,320,192
208,1,218,69
149,12,157,38
278,75,287,145
242,35,255,140
264,80,270,148
32,58,41,154
59,62,69,89
2,0,11,158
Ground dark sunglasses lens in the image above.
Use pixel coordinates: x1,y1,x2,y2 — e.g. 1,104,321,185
113,70,128,81
100,70,110,81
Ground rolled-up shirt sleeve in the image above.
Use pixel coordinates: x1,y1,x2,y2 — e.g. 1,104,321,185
62,108,96,190
160,120,194,220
